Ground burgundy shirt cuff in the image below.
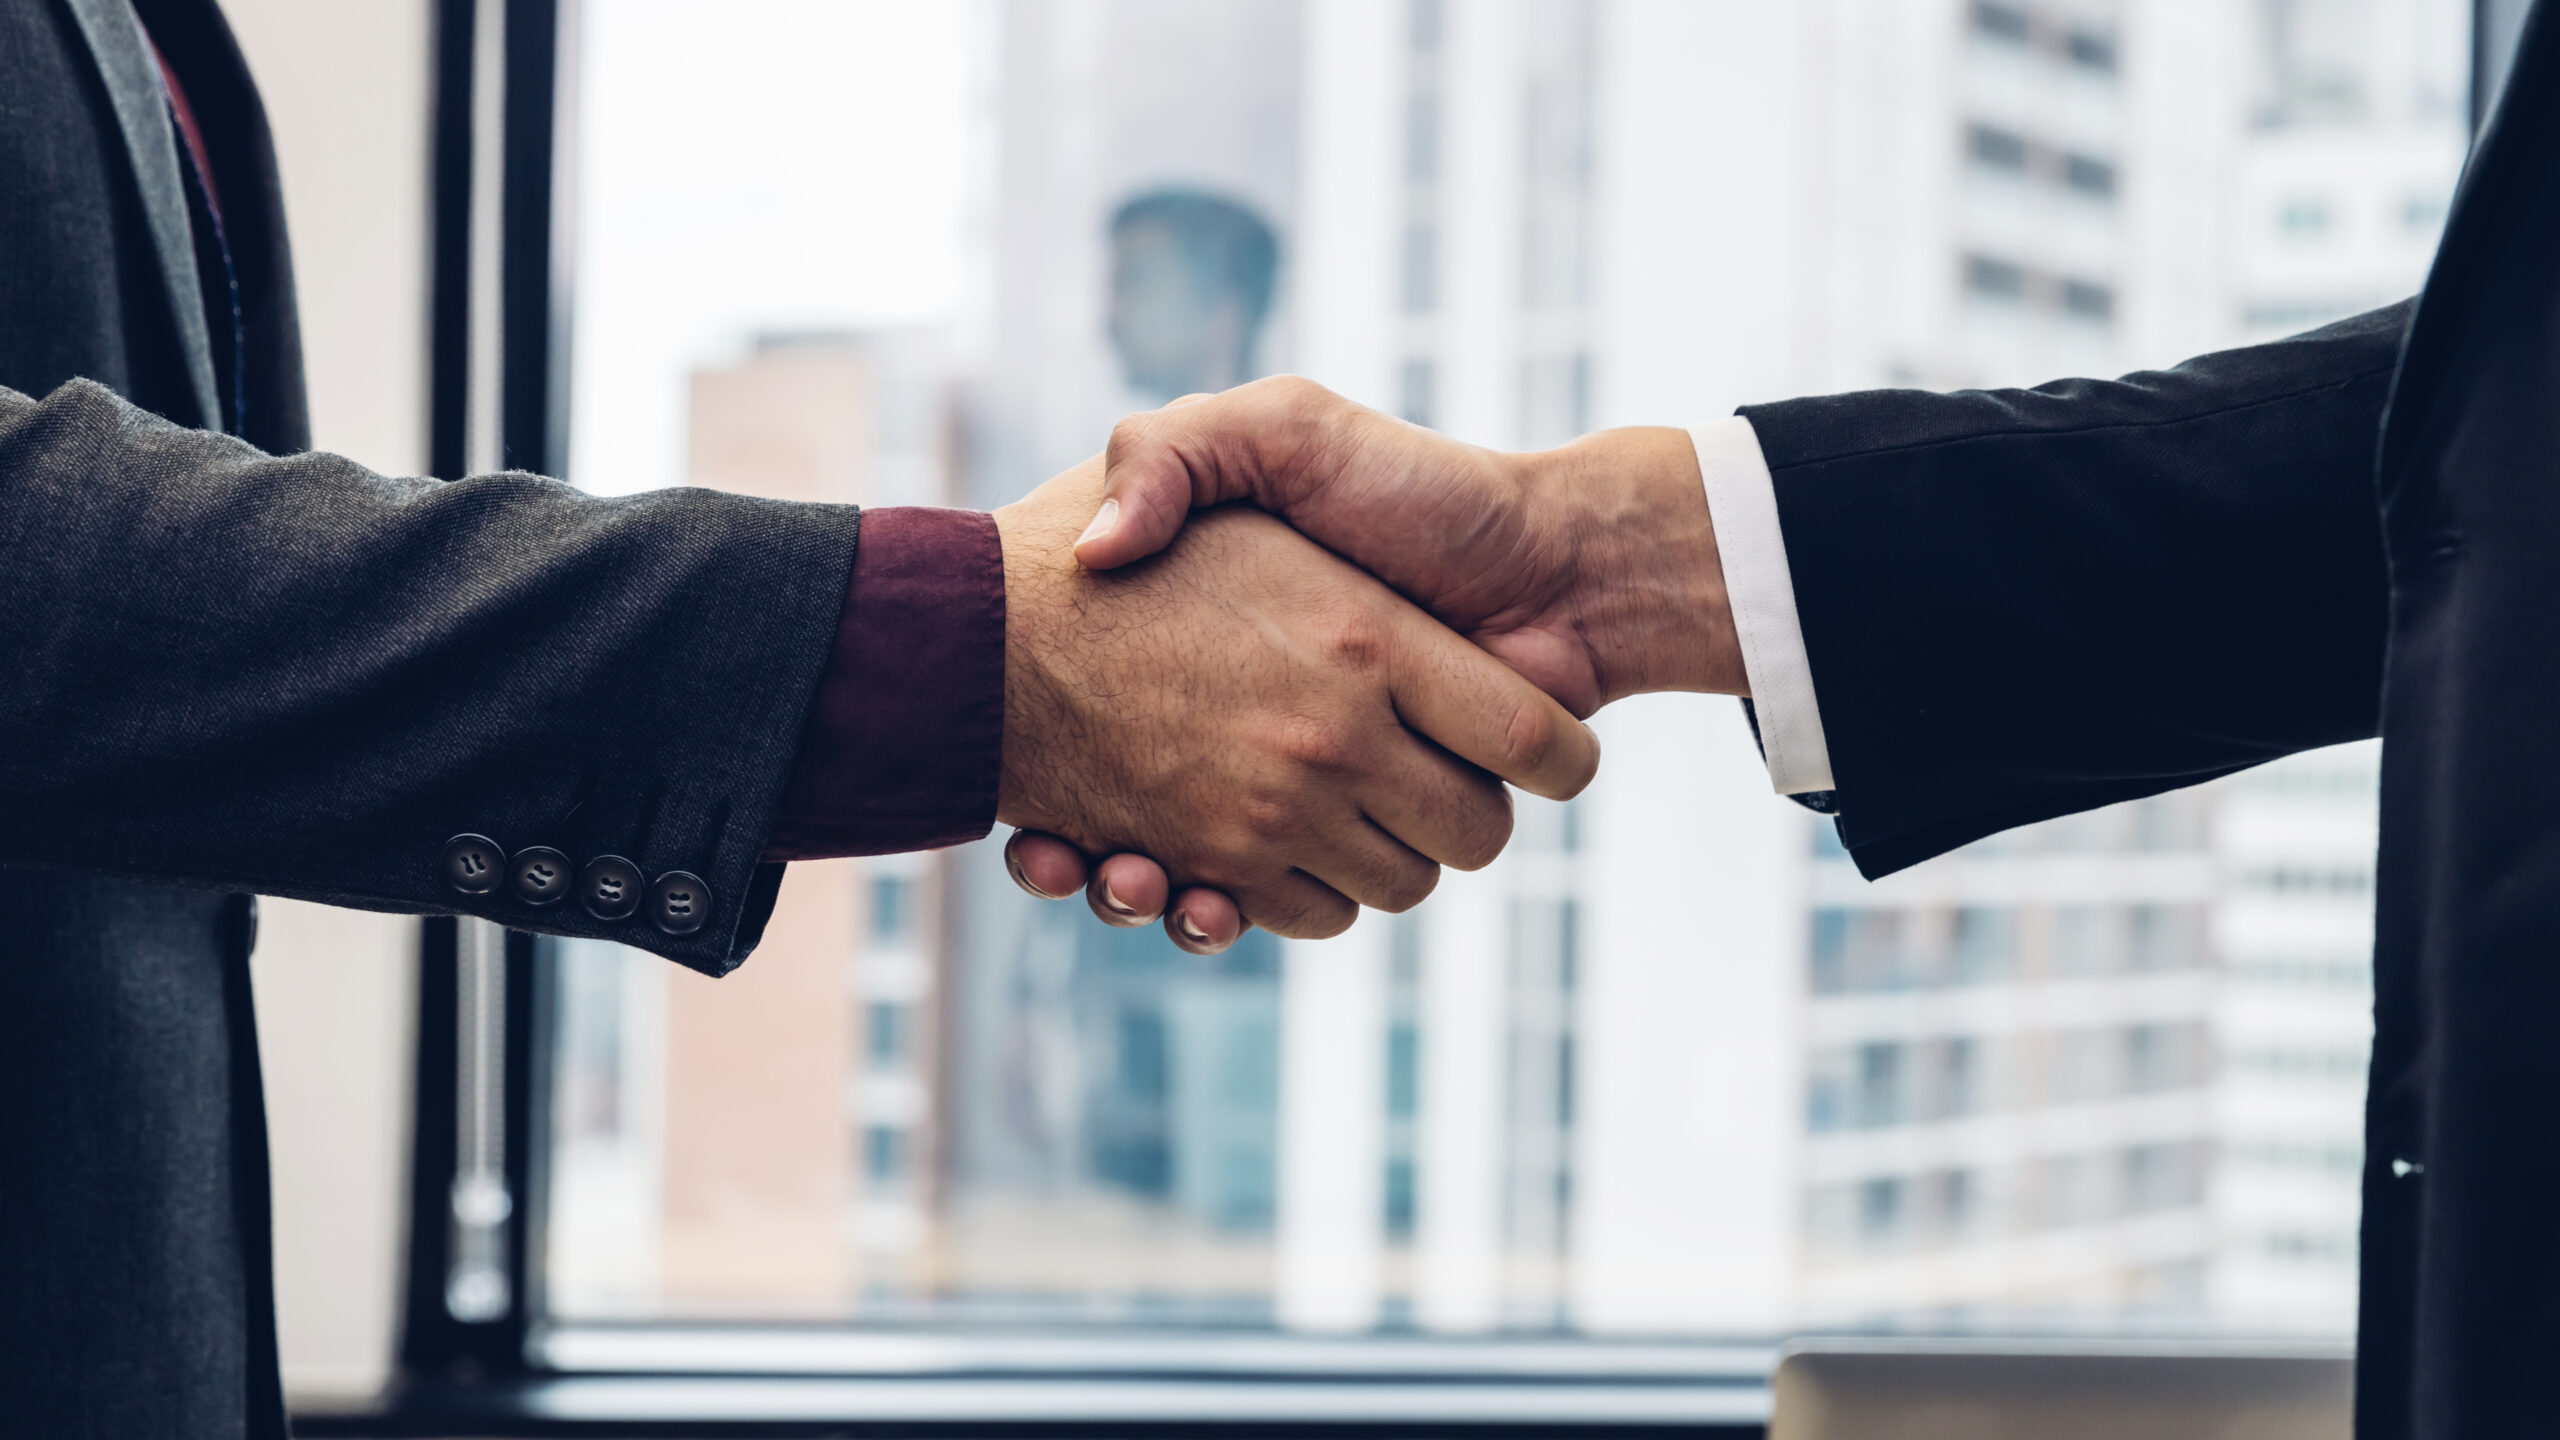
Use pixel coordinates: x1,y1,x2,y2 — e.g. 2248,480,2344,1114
762,507,1005,860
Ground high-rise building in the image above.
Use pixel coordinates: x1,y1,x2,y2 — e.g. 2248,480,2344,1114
545,332,961,1314
2206,0,2460,1323
1267,0,2457,1335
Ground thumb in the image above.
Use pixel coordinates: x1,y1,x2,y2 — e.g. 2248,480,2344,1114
1073,431,1198,570
1074,377,1347,570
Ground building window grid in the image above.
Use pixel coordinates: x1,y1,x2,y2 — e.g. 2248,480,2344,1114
1516,0,1598,449
1500,894,1579,1321
1382,912,1423,1244
1805,782,2220,1264
1810,1140,2212,1259
1397,0,1444,425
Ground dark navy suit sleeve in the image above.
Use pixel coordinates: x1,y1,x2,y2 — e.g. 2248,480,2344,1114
1741,302,2409,878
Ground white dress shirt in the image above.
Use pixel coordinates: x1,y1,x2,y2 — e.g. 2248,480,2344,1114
1690,417,1836,795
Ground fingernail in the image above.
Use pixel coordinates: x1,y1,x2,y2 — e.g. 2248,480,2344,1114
1175,912,1212,946
1004,847,1039,898
1099,876,1139,917
1076,498,1120,549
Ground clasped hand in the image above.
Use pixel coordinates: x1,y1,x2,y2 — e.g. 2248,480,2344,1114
997,379,1736,953
994,451,1601,946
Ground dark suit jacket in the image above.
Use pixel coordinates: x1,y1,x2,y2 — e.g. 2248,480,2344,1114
1743,3,2560,1433
1,2,858,1433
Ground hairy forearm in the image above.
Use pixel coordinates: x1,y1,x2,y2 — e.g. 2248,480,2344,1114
1518,425,1747,704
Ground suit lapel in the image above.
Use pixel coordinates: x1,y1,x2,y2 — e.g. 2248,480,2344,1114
61,0,222,431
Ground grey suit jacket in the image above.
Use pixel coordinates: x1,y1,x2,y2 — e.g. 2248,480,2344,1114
1,2,860,1433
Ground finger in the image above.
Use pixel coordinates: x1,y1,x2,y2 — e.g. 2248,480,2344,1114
1385,607,1603,801
1356,733,1516,872
1079,377,1348,570
1166,887,1246,954
1087,852,1170,928
1235,869,1359,940
1293,816,1442,916
1005,830,1091,899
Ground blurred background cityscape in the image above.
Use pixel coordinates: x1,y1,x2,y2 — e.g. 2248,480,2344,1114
539,0,2462,1341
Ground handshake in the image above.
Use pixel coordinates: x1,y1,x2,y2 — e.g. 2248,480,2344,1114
990,377,1745,953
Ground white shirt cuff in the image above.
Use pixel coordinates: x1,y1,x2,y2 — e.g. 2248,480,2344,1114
1691,416,1836,795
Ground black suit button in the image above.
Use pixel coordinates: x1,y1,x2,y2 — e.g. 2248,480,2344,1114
648,871,711,936
580,855,643,921
510,846,572,906
443,834,505,895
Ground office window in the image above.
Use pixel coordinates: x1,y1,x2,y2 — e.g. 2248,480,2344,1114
1967,121,2030,172
1964,251,2029,302
864,1124,912,1187
1398,356,1437,428
2062,151,2117,198
2060,276,2116,323
2064,25,2120,76
1401,221,1439,313
1971,0,2034,45
1405,91,1442,186
2281,197,2335,236
866,1001,911,1068
1858,1176,1904,1244
500,0,2458,1398
869,873,915,949
1950,907,2016,983
1408,0,1444,53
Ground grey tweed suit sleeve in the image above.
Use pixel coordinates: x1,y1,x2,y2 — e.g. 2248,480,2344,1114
0,378,867,976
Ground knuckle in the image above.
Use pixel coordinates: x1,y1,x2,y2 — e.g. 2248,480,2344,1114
1244,882,1353,941
1274,714,1360,774
1324,611,1392,674
1377,862,1441,914
1291,898,1357,940
1501,698,1562,779
1311,900,1359,939
1452,788,1515,871
1234,790,1299,847
1105,411,1154,461
1270,374,1326,413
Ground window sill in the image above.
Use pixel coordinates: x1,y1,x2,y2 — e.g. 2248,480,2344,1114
292,1373,1770,1436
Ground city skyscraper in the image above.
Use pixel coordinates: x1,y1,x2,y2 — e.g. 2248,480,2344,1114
1265,0,2456,1335
547,332,960,1314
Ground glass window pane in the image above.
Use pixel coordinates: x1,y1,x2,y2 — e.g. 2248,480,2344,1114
539,0,2460,1350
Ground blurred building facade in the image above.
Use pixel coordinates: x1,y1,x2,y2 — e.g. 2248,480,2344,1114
1227,0,2449,1336
547,333,960,1313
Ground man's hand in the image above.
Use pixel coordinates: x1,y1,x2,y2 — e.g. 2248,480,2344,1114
994,456,1600,946
1077,377,1744,714
1008,379,1743,947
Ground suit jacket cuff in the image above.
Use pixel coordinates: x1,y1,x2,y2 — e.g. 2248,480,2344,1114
764,506,1005,859
1693,416,1836,795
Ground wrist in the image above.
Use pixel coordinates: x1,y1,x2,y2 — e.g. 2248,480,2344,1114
1526,426,1745,703
990,488,1081,836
